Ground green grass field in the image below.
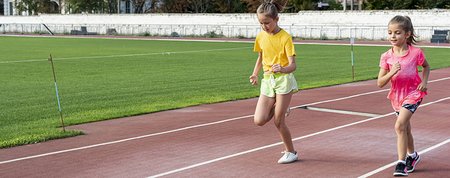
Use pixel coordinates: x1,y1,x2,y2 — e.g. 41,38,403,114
1,36,449,148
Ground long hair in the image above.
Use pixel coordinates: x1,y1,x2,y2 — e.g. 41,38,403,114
389,15,417,45
256,0,288,19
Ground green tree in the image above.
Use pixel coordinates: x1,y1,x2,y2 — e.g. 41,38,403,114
133,0,149,13
145,0,161,12
156,0,189,12
0,1,3,15
37,0,59,13
15,0,38,15
288,0,315,11
416,0,450,9
392,0,416,10
327,0,343,10
241,0,260,13
15,0,59,15
67,0,107,13
187,0,213,13
106,0,118,13
213,0,246,13
364,0,450,10
364,0,393,10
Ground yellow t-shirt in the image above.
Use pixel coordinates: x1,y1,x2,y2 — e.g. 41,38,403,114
253,29,296,72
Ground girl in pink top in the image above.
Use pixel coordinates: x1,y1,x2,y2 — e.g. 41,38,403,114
377,16,430,176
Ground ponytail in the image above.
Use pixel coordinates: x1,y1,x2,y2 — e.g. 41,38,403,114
257,0,288,19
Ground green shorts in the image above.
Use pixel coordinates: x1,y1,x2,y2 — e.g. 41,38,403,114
260,73,298,97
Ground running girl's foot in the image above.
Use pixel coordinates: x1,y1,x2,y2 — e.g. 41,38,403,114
277,151,298,164
406,152,421,173
393,162,408,176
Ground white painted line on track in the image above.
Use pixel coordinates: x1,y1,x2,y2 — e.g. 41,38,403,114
0,77,448,165
302,106,381,117
0,47,252,64
429,76,450,82
0,114,252,165
358,138,450,178
291,76,450,110
149,115,396,178
148,96,450,178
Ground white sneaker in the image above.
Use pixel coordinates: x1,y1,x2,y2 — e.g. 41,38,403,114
277,151,298,164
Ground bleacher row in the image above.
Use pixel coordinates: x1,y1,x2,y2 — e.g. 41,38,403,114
431,30,449,43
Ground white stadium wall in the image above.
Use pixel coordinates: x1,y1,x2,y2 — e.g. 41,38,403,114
1,10,449,41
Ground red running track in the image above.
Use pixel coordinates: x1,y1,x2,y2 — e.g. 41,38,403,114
1,68,449,178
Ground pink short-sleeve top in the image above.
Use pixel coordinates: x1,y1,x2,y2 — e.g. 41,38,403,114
379,45,427,111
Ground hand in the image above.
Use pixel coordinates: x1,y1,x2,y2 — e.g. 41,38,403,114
271,64,284,73
249,75,258,86
390,62,401,75
417,82,428,92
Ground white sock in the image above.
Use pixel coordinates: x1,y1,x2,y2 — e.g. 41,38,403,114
408,152,417,158
398,160,406,164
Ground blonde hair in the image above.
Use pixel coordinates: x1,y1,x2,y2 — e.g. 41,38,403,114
389,15,417,45
256,0,287,19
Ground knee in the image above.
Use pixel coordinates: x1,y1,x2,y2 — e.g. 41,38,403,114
254,117,267,126
273,118,283,129
395,123,407,134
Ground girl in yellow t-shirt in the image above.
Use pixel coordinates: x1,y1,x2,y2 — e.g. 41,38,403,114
249,0,299,164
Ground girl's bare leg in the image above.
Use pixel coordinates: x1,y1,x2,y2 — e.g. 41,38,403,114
406,122,415,154
395,108,414,160
254,95,276,126
274,93,295,152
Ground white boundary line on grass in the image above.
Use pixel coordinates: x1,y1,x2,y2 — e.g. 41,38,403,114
2,35,449,64
294,42,450,49
147,96,450,178
0,77,448,165
358,138,450,178
0,47,252,64
3,34,450,49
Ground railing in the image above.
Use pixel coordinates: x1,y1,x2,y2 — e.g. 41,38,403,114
1,23,449,41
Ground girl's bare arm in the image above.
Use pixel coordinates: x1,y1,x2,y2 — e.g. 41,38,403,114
417,60,430,91
377,62,400,88
250,52,263,85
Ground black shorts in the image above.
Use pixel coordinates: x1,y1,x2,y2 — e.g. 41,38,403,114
395,99,422,116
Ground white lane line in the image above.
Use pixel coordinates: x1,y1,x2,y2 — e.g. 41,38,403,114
0,88,384,165
291,76,450,110
148,96,450,178
148,113,393,178
358,138,450,178
0,47,251,64
0,115,252,165
430,76,450,82
0,77,448,165
302,106,381,117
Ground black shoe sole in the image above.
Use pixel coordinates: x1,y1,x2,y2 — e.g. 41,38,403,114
393,172,408,176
